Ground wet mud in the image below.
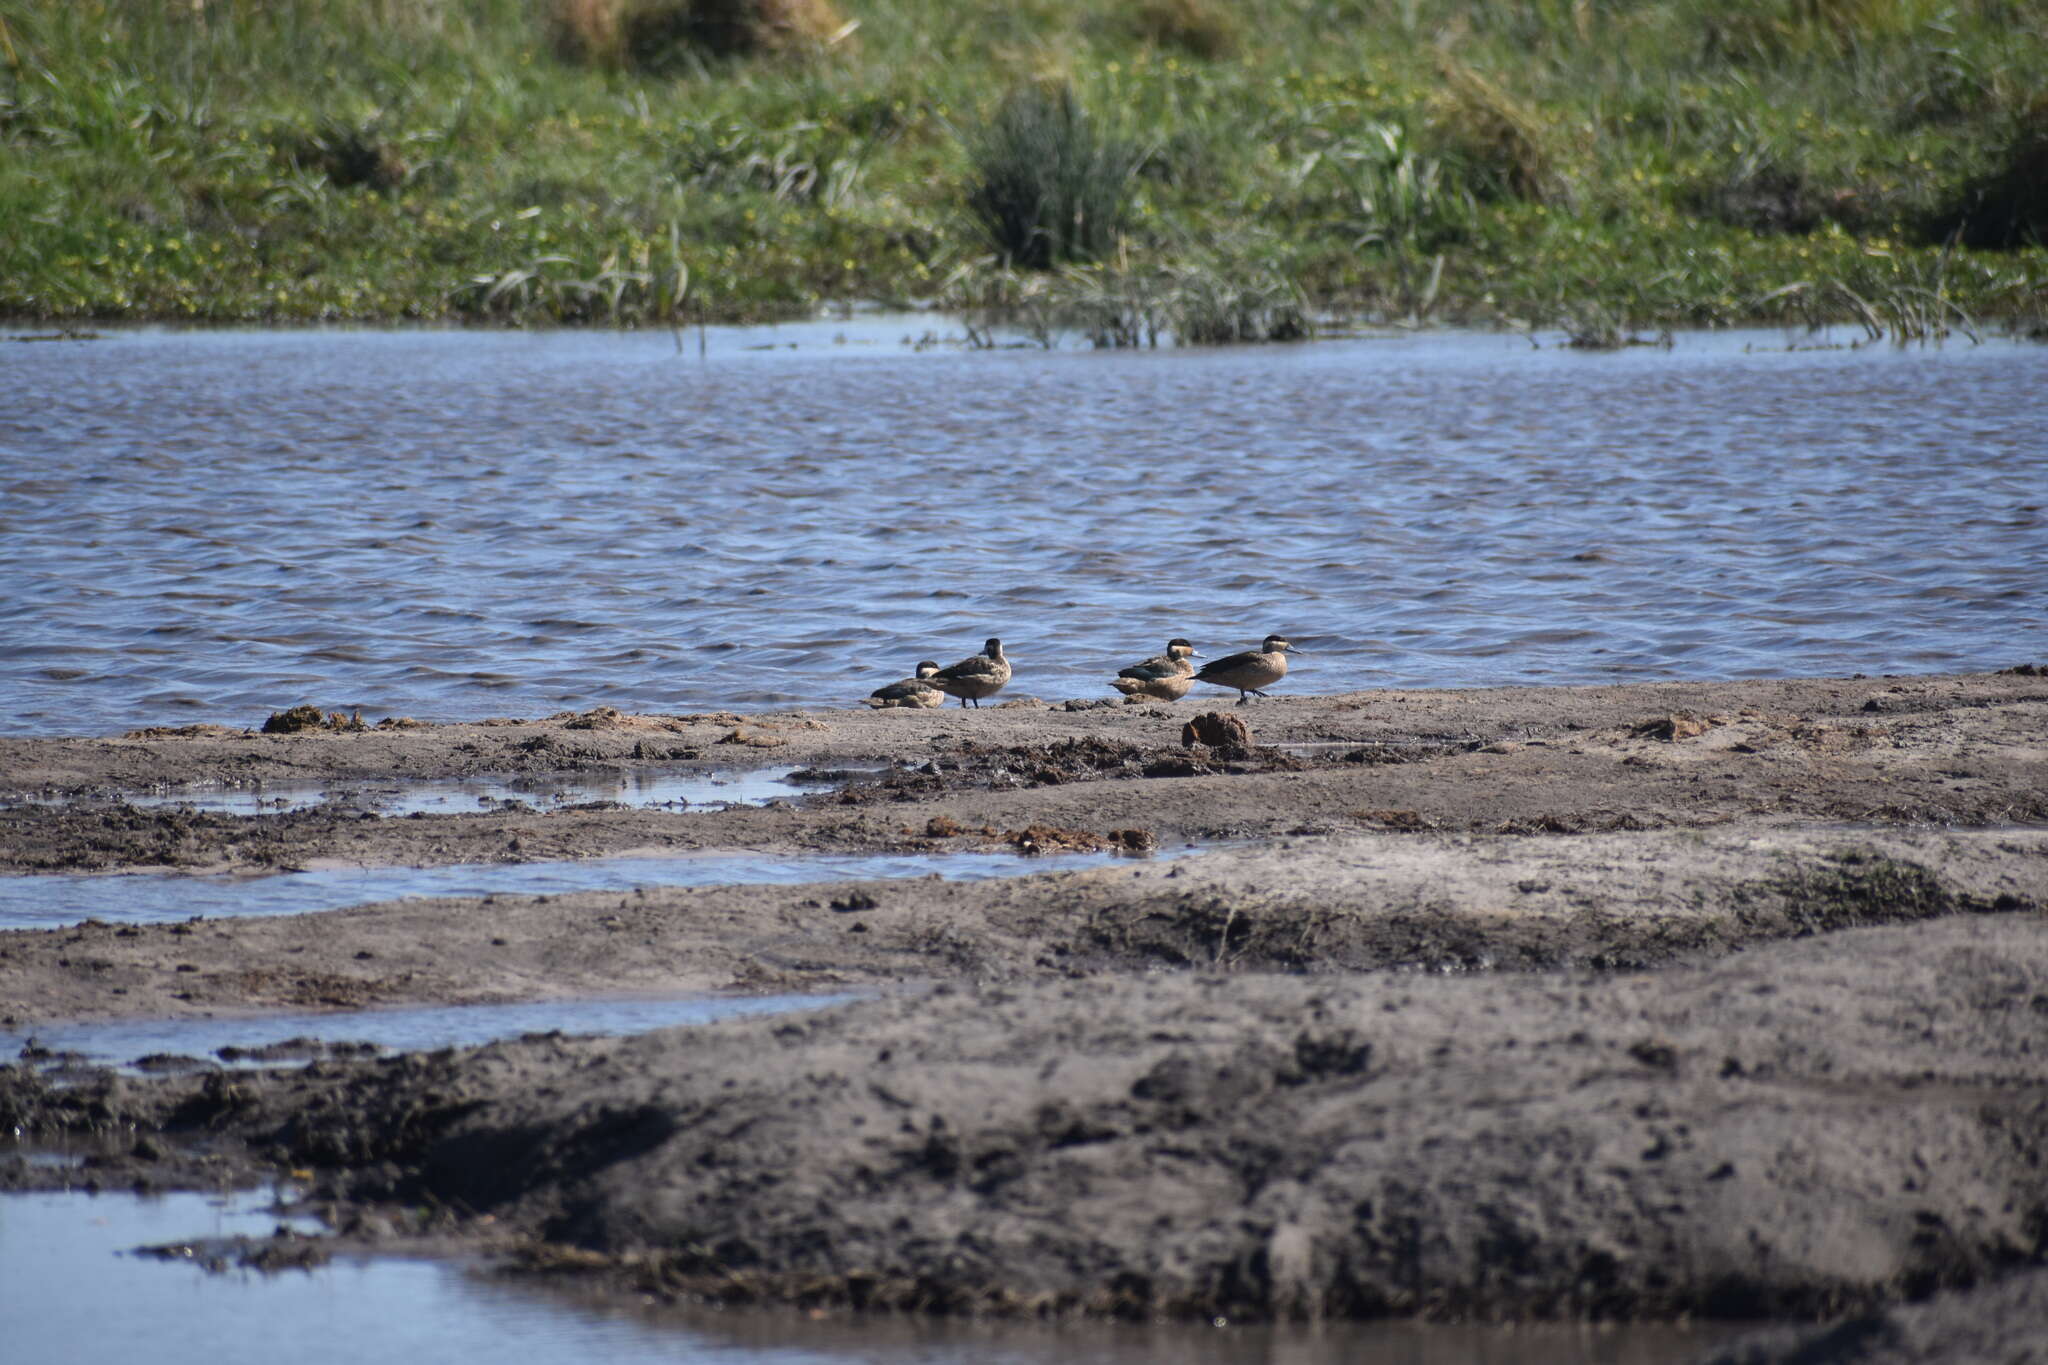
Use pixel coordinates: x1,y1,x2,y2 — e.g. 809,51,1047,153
3,670,2047,1348
5,916,2046,1331
4,671,2045,878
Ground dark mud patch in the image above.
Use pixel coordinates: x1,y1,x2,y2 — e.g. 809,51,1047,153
135,1229,335,1273
215,1037,385,1064
823,736,1312,807
1073,850,2037,975
1700,1266,2048,1364
6,915,2046,1325
0,804,370,873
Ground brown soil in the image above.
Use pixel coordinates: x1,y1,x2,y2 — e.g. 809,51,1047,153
3,670,2047,1342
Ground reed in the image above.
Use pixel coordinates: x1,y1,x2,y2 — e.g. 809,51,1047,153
943,256,1308,349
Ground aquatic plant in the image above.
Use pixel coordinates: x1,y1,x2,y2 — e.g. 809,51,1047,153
942,252,1308,349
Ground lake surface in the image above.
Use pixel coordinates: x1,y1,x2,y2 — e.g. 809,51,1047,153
3,320,2042,737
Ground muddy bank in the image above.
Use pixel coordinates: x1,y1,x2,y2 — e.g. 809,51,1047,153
1,826,2042,1026
6,914,2046,1325
3,670,2045,1337
3,671,2046,877
1700,1267,2048,1363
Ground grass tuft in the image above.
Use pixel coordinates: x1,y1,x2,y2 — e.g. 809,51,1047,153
1124,0,1242,61
961,83,1142,270
1928,107,2048,249
1428,56,1564,205
547,0,627,65
552,0,848,71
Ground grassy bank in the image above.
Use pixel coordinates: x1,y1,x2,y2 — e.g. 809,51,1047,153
2,0,2045,336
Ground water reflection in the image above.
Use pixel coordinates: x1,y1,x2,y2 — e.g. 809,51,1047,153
0,1186,1743,1365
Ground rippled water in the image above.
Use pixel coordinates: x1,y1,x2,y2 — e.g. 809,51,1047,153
3,321,2042,737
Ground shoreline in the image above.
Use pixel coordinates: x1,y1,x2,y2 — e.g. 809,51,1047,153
4,670,2046,1355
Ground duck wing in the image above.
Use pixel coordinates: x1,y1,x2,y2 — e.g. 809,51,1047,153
1194,649,1259,681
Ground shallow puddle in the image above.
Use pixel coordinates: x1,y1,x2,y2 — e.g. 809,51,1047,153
0,847,1158,931
0,1185,1747,1365
4,765,842,816
1,990,855,1073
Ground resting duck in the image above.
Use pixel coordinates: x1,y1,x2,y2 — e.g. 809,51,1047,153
1109,637,1200,701
867,660,945,709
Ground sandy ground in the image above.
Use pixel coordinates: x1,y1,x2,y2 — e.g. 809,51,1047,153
3,669,2046,1354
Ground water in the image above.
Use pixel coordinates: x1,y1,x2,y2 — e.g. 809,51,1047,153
2,765,832,816
0,1187,1744,1364
0,847,1145,931
1,991,856,1071
3,323,2041,737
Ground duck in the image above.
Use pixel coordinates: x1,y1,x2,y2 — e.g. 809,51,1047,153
866,660,945,709
929,637,1011,708
1192,634,1303,704
1108,637,1200,702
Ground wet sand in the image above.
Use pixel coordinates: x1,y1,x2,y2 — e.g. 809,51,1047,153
3,670,2046,1353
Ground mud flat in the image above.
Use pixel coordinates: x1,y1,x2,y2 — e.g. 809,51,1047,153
5,917,2046,1331
3,671,2046,1350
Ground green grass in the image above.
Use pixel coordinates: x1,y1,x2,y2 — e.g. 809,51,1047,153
2,0,2045,335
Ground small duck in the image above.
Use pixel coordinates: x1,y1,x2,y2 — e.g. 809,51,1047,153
929,637,1011,708
1193,634,1304,704
1109,637,1200,702
866,660,945,709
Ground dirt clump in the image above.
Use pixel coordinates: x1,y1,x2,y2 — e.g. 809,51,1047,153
1182,711,1251,749
1631,711,1717,741
1004,823,1113,854
261,705,364,734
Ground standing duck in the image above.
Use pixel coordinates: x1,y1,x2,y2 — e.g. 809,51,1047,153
1193,634,1303,704
1108,637,1200,702
930,638,1011,708
866,661,945,709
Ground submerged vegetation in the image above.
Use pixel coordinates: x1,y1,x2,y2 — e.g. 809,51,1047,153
1,0,2044,336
